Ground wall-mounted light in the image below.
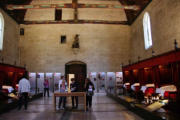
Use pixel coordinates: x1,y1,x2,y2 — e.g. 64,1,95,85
174,39,178,51
1,58,4,63
121,63,123,67
133,69,138,72
144,67,150,70
152,49,155,57
138,56,140,62
24,64,26,68
128,60,131,65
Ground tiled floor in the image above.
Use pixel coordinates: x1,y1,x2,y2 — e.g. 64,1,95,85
0,93,143,120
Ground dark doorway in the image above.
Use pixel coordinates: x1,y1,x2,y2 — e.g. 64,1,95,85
65,61,86,91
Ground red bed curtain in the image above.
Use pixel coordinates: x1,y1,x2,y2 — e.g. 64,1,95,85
153,66,161,88
139,69,145,85
132,69,139,83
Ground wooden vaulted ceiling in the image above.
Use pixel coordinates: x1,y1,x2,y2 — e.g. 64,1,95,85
0,0,33,23
119,0,152,24
0,0,152,25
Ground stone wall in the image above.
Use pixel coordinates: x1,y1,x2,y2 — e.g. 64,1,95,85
19,24,131,73
20,0,130,73
4,0,180,73
0,9,20,66
130,0,180,64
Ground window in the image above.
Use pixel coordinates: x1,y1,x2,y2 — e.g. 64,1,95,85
60,35,66,44
143,12,152,50
55,9,62,21
0,13,4,50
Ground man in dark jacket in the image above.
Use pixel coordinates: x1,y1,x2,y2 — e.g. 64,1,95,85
70,78,79,109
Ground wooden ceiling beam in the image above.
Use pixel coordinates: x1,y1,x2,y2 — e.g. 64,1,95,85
31,0,119,1
72,0,78,21
22,20,128,25
6,4,140,10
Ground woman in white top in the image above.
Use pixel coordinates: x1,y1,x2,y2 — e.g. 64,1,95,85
58,80,67,109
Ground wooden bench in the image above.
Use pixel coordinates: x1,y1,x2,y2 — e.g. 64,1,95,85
53,92,86,111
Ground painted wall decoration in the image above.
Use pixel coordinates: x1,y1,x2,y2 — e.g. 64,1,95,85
7,4,139,10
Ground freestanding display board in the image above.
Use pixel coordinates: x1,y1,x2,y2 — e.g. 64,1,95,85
45,73,53,92
98,72,106,92
107,72,116,94
54,73,61,92
37,73,44,93
29,72,36,94
89,72,97,92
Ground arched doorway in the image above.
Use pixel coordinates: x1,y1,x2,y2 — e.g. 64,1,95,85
65,61,86,91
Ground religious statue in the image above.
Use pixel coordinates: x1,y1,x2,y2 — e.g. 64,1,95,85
72,34,80,48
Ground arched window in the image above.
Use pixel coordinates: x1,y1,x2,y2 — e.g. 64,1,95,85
0,13,4,50
143,12,152,50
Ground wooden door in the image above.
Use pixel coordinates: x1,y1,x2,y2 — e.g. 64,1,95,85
65,61,86,91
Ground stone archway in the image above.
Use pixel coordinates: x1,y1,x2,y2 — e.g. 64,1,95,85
65,61,87,91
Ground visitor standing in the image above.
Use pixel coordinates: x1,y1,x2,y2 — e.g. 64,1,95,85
58,79,67,109
70,78,79,109
85,78,95,110
18,73,31,110
43,79,49,97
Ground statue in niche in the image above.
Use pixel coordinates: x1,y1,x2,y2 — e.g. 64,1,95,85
72,34,80,48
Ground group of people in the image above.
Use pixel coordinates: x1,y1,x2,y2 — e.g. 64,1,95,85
58,76,95,110
17,74,95,111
